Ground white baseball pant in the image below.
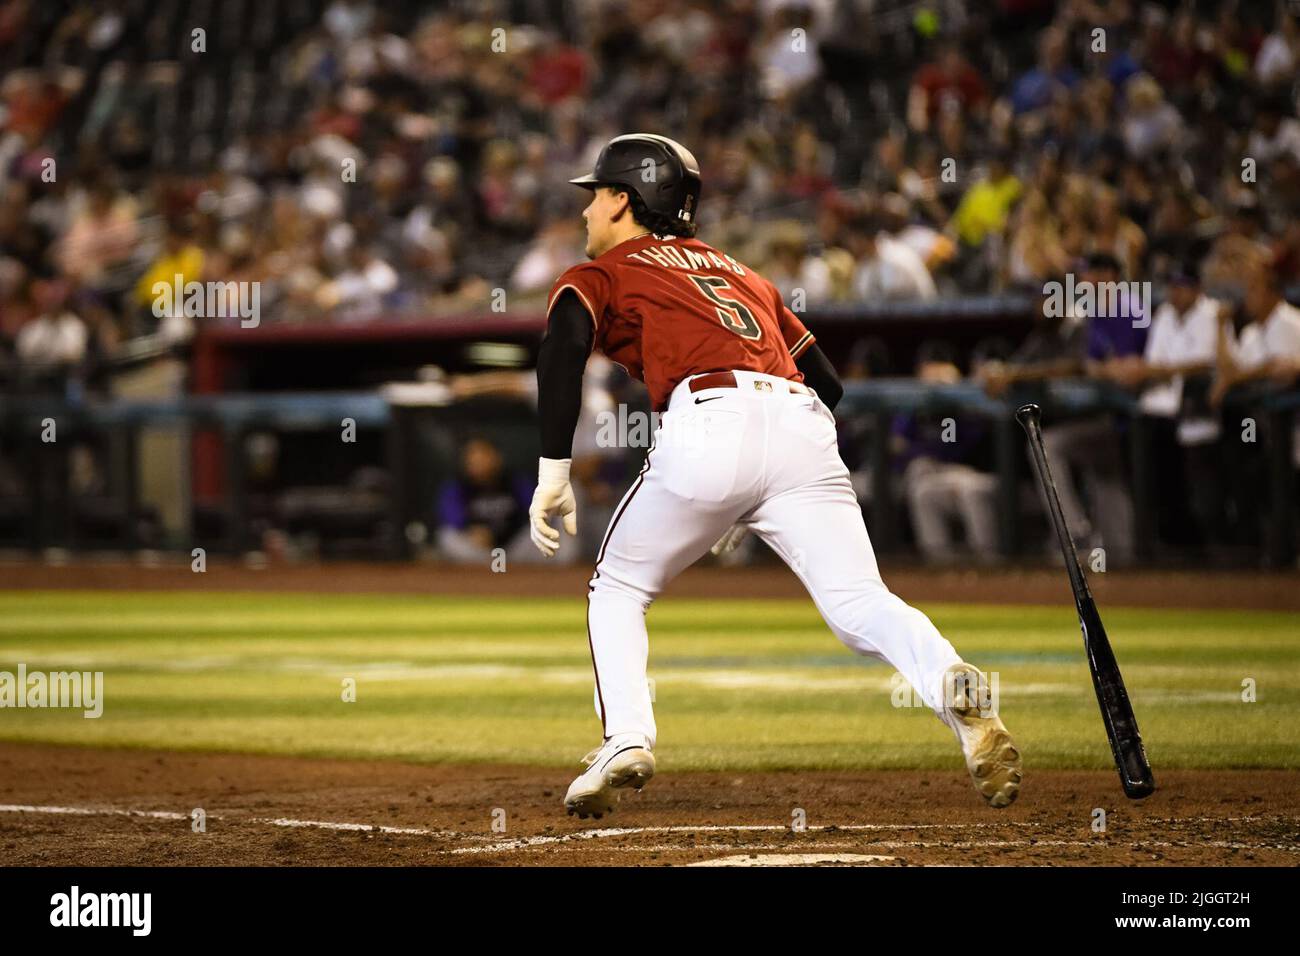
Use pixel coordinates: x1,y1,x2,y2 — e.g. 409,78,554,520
585,370,965,747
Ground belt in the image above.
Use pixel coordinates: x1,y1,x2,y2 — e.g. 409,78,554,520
687,371,811,396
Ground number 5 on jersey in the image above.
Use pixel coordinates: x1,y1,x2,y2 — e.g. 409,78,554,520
689,274,761,341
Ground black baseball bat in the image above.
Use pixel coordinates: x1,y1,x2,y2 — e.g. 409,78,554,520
1015,403,1155,799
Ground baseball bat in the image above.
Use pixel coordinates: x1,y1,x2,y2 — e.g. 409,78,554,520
1015,403,1155,799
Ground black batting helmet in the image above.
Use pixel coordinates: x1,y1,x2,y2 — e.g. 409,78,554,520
569,133,702,236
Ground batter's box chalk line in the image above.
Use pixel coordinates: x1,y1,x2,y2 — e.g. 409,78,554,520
2,805,1296,857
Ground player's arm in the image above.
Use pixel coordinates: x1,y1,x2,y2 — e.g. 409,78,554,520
537,290,594,458
796,343,843,411
529,290,594,557
772,288,841,410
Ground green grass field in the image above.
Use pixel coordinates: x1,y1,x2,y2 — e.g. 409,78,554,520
0,590,1295,770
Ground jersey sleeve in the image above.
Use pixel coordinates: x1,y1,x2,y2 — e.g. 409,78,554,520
768,280,815,360
548,262,613,332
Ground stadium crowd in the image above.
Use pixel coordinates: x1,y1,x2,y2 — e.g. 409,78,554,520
2,1,1299,362
1,0,1298,565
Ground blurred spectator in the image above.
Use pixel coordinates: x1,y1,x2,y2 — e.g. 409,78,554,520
879,193,957,277
1132,268,1222,552
908,41,988,133
436,437,542,565
764,223,834,305
896,344,998,564
1148,10,1213,92
1010,27,1078,116
1213,262,1300,403
1210,262,1300,552
1201,200,1274,298
1070,253,1145,562
848,213,936,302
1254,11,1299,88
757,3,821,101
1119,74,1184,160
321,244,399,321
1245,94,1300,167
58,178,139,291
1,0,1295,352
14,278,86,385
1005,188,1069,287
1,70,69,142
1088,185,1147,279
839,335,892,504
981,256,1140,563
977,285,1087,402
510,216,585,297
950,153,1022,250
133,218,205,341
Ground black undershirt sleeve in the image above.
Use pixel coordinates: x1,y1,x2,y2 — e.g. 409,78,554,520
536,290,595,460
796,343,843,411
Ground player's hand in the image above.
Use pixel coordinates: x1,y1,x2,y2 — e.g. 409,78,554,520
710,523,748,556
529,457,577,558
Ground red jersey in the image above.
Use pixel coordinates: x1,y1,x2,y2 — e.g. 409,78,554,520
546,233,816,411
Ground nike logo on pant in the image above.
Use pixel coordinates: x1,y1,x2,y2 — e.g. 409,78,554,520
694,395,724,404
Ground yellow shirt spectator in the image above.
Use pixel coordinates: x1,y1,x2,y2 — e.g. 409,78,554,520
951,174,1022,247
135,243,206,308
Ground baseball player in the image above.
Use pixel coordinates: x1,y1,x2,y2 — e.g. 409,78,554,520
530,134,1021,818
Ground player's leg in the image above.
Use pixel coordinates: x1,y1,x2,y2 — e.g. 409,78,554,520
747,395,1021,806
585,438,754,747
748,469,963,715
566,403,759,817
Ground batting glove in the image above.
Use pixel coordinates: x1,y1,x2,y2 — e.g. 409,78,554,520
710,523,749,556
529,457,577,558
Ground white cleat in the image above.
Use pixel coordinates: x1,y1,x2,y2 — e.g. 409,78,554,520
943,663,1022,809
563,735,655,820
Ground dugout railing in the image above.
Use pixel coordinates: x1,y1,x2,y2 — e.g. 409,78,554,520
0,382,1295,566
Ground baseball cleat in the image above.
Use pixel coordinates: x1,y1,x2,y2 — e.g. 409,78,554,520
943,663,1022,809
563,734,655,820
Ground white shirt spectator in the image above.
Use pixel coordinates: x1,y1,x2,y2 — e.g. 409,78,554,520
1122,102,1184,160
1140,294,1219,417
16,311,87,367
330,258,398,321
759,32,820,98
853,235,937,302
1232,299,1300,369
772,255,833,306
895,223,947,266
1246,118,1300,166
1231,298,1300,467
1255,32,1297,87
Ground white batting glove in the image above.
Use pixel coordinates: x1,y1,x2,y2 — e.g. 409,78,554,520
529,457,577,558
710,523,748,556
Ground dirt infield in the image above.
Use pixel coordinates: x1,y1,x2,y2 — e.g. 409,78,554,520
2,743,1296,867
5,559,1300,610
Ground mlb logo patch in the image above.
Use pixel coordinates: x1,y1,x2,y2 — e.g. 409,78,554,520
753,381,773,392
